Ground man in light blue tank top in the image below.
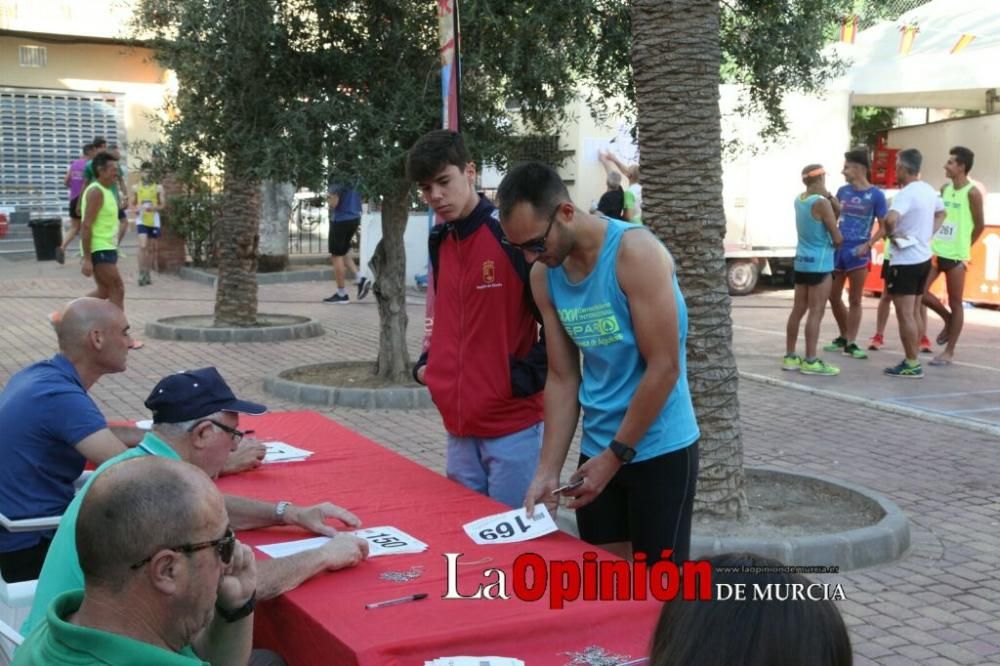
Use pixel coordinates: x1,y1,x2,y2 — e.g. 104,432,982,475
495,162,700,565
783,164,843,377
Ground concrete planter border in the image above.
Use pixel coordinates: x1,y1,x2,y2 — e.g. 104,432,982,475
146,314,323,343
264,362,433,410
178,265,333,286
687,466,910,570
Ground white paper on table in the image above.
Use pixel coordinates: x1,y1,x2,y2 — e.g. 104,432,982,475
262,441,314,463
424,657,524,666
256,526,427,559
256,535,330,559
462,505,558,545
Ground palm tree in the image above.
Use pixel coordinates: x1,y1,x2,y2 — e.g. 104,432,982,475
631,0,748,520
214,167,260,327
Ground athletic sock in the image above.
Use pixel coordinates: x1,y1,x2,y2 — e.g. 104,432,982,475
337,288,347,297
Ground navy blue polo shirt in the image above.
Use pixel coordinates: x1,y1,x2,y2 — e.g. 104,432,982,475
0,354,106,553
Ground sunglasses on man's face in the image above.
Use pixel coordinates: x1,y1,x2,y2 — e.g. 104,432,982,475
130,526,236,570
501,203,562,254
189,419,248,445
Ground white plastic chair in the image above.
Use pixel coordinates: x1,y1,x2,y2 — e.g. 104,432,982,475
0,616,24,666
0,575,36,643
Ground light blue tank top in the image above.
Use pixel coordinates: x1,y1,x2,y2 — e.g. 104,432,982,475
547,219,700,461
794,194,834,273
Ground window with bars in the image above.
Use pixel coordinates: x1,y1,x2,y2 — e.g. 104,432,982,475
18,46,47,68
0,88,125,217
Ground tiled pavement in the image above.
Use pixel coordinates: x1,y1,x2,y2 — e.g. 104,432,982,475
1,258,998,665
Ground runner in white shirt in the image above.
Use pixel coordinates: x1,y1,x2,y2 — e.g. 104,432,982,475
881,149,945,379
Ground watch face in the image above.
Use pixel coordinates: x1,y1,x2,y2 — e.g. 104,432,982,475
611,441,634,462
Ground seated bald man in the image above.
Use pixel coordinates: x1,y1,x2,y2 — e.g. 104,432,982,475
15,456,284,665
23,367,369,636
0,297,143,583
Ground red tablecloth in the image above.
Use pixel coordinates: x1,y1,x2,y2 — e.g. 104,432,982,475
216,411,661,666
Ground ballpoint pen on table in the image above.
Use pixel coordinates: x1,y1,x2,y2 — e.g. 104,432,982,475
364,593,429,610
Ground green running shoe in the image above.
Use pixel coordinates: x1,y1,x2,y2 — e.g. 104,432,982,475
884,360,923,378
782,354,802,371
823,336,847,352
843,343,868,359
800,358,840,376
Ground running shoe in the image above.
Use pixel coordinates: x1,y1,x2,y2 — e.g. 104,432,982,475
800,359,840,376
323,293,350,304
357,276,372,300
919,335,933,354
867,333,884,351
884,360,923,378
781,354,802,371
843,343,868,360
823,336,847,352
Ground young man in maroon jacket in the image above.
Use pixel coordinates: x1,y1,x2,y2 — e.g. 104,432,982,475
406,130,546,508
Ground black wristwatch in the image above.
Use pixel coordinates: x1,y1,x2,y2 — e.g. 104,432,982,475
216,590,256,623
608,440,636,464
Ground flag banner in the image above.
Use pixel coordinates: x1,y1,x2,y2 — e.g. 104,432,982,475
898,25,919,55
840,15,858,44
950,34,975,54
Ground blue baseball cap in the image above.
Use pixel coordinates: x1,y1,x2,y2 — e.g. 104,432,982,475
145,367,267,424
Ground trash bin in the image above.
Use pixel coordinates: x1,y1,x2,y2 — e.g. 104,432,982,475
28,218,63,261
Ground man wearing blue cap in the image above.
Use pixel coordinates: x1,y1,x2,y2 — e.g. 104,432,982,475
23,367,370,636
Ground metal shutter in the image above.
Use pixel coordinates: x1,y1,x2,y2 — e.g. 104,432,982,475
0,87,126,217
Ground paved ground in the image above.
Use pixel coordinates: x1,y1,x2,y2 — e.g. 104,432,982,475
1,255,998,665
736,283,1000,427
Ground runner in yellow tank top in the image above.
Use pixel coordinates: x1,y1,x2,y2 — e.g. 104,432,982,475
79,152,142,348
920,146,985,365
131,162,165,287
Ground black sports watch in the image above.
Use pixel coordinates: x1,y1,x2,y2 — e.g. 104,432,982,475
608,440,636,464
216,590,256,623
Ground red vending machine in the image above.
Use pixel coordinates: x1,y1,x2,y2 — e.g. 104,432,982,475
870,134,898,187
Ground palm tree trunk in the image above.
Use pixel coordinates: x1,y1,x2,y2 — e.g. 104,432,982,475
370,181,411,382
632,0,748,520
214,169,260,327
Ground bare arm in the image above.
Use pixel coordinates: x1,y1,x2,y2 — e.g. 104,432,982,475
255,535,369,599
63,168,72,188
81,187,102,257
883,209,900,237
156,185,166,211
606,151,631,177
813,198,842,247
109,425,145,447
192,543,255,666
933,209,947,234
523,262,582,515
327,193,340,209
74,428,127,465
969,186,986,246
223,496,360,534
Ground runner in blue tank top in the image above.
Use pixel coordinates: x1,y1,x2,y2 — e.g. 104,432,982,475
784,164,843,377
823,149,888,360
495,162,699,565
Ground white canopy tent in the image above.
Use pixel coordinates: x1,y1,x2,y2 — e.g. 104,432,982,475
833,0,1000,110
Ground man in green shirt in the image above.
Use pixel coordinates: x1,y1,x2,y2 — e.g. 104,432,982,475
15,456,260,665
921,146,985,365
23,367,370,637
